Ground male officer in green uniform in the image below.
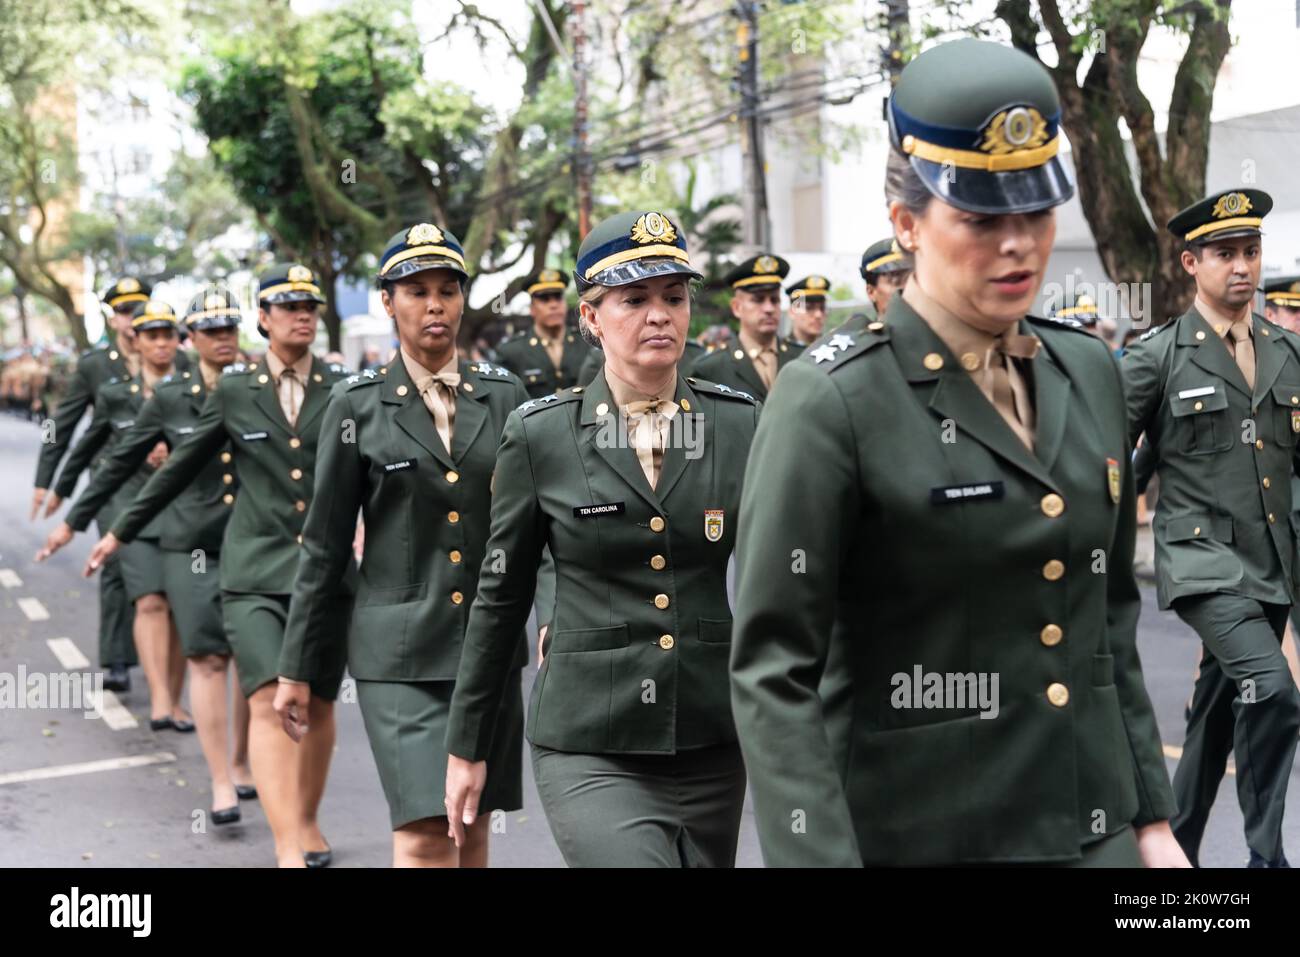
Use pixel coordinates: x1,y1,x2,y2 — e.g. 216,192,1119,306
691,254,803,399
32,277,155,690
786,274,832,346
1124,189,1300,868
1263,276,1300,687
829,236,915,339
495,268,591,398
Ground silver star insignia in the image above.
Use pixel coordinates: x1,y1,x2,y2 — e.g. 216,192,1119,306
519,400,537,411
540,394,558,403
346,375,359,384
738,392,753,400
812,344,838,364
494,366,509,376
829,333,854,351
715,383,733,393
363,368,376,378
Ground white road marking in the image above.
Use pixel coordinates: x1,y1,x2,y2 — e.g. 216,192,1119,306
0,569,22,588
0,752,176,787
17,597,49,621
46,637,90,670
86,688,139,730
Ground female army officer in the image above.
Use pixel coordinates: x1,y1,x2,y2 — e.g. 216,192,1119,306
83,264,353,868
273,224,531,868
729,39,1187,867
445,210,761,867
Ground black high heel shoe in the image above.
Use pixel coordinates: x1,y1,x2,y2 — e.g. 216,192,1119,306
235,784,258,801
149,716,174,731
303,846,333,868
212,806,241,826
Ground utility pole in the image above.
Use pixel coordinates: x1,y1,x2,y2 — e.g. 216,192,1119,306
572,0,592,238
885,0,909,86
736,0,769,250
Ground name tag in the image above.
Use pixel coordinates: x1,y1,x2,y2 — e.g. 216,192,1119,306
931,482,1005,505
383,460,415,472
1177,386,1216,399
524,368,544,377
112,420,135,430
177,427,194,435
241,431,269,441
573,502,625,518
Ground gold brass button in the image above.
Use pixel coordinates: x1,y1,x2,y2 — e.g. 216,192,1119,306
1262,327,1271,336
1292,396,1299,406
290,468,303,480
659,634,675,650
313,373,322,382
380,367,387,374
289,437,301,449
654,593,670,610
109,350,119,360
446,470,460,483
258,374,269,384
463,382,474,392
650,516,665,532
1042,559,1065,581
680,398,691,412
295,500,307,512
222,493,234,505
1194,401,1203,411
596,402,609,416
220,452,232,463
191,384,201,394
396,384,409,397
1047,683,1070,707
222,473,234,485
1040,493,1065,518
529,337,538,346
297,534,303,545
1269,513,1276,524
923,352,944,371
449,550,462,564
1040,624,1063,647
1263,477,1271,489
1193,526,1202,536
451,591,464,605
1257,439,1265,450
868,321,885,332
1195,330,1206,341
129,383,139,394
650,554,666,571
960,352,981,372
734,349,744,360
448,511,460,524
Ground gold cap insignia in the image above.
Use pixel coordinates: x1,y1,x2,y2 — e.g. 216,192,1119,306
755,255,779,274
630,212,677,245
1212,192,1252,219
204,293,228,310
145,301,171,318
540,269,561,283
1291,281,1300,294
406,222,444,245
119,277,141,293
287,264,314,283
807,276,828,290
979,106,1049,155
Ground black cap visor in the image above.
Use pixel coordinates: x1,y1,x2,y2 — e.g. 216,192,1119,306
911,154,1074,215
261,289,326,306
583,256,702,290
381,254,468,283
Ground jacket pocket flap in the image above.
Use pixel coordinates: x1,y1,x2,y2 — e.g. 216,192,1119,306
697,617,734,643
1272,384,1300,408
359,581,428,606
1169,388,1228,417
1165,514,1232,543
553,623,630,653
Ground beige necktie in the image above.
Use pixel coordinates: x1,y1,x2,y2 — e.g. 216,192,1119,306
749,347,777,390
625,399,676,489
982,333,1038,452
419,371,461,454
1228,322,1255,391
539,335,564,373
279,368,303,427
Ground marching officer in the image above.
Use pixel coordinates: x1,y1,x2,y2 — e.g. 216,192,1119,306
691,254,803,400
495,268,591,398
445,210,761,866
41,300,190,731
32,277,159,691
37,289,254,821
80,263,354,868
831,236,915,339
1124,190,1300,868
1263,275,1300,333
274,223,530,868
730,38,1183,867
786,274,832,346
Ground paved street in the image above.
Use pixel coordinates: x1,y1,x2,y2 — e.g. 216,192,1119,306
0,409,1292,868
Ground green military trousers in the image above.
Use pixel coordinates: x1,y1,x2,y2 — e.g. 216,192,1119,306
96,518,137,669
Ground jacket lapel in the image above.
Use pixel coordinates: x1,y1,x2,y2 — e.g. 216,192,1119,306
385,359,457,471
1027,333,1071,474
1252,314,1288,405
250,363,294,435
731,349,768,399
1185,308,1251,398
579,372,660,511
653,376,704,503
451,360,488,464
294,356,332,435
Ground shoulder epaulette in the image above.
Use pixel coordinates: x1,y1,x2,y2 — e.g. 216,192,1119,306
80,346,106,361
517,388,583,417
804,323,889,373
1027,313,1088,334
469,362,516,382
1135,321,1175,343
326,362,351,375
684,377,757,403
344,367,384,389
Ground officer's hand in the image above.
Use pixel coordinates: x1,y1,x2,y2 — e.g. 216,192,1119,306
445,755,487,848
42,492,63,518
34,523,74,562
84,533,121,577
30,487,46,521
272,679,312,742
1135,821,1191,868
537,624,549,666
352,520,365,564
145,441,169,469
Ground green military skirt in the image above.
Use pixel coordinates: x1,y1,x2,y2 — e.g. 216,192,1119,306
221,592,348,700
357,674,525,829
161,549,228,658
118,537,165,603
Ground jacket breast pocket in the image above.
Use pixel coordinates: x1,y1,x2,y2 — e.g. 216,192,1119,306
1271,384,1300,446
551,623,630,654
1168,387,1232,455
1162,513,1243,587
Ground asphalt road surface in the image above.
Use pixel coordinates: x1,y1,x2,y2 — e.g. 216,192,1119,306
0,411,1291,867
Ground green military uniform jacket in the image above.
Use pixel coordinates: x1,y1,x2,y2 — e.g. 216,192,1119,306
577,340,705,387
730,295,1174,865
495,327,592,398
1122,307,1300,610
64,369,233,555
54,373,172,540
446,372,761,761
689,335,803,401
35,343,190,488
279,359,530,683
111,355,355,596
